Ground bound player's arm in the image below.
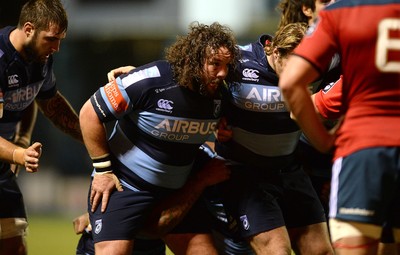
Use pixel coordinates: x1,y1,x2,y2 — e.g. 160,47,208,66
72,212,91,234
35,91,83,143
139,158,230,238
107,65,135,82
79,100,123,213
216,117,232,143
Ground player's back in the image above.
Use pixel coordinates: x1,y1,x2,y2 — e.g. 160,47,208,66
298,0,400,159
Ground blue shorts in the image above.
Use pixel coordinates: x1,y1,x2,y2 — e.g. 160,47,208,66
203,185,254,254
88,180,173,243
330,147,400,227
220,162,326,238
0,167,26,218
89,156,215,243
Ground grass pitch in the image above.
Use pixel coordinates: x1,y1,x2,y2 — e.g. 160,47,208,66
26,214,174,255
26,214,80,255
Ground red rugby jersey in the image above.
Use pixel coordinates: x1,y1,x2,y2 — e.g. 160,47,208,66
295,0,400,160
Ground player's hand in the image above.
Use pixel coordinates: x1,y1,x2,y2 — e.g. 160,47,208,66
216,117,233,142
72,212,91,234
107,66,135,82
90,172,123,213
12,142,42,173
194,158,231,187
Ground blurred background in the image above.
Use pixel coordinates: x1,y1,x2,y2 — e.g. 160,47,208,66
1,0,280,217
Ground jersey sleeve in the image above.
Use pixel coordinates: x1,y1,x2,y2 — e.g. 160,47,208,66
294,11,339,74
90,62,163,122
314,76,343,120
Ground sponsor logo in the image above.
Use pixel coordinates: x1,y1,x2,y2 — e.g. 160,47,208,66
103,80,128,114
245,86,286,111
156,99,174,113
94,219,102,234
339,207,375,216
150,119,217,142
242,68,259,82
4,85,40,111
239,215,250,230
233,84,287,112
8,74,19,87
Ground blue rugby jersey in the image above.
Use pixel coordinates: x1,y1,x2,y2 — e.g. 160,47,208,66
90,60,221,189
217,35,301,165
0,26,57,170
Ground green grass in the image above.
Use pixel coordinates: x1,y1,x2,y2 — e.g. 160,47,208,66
26,214,80,255
26,214,174,255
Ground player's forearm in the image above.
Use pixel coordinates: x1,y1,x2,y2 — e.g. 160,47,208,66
0,137,21,164
285,84,333,153
15,102,38,148
36,91,83,143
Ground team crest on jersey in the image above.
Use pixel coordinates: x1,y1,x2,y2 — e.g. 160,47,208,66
94,219,102,234
213,99,221,117
240,215,250,230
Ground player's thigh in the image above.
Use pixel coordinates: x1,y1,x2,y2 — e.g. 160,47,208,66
94,239,133,255
164,233,218,255
289,222,333,255
249,226,291,255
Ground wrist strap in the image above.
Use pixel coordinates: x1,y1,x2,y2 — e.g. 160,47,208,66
91,154,112,173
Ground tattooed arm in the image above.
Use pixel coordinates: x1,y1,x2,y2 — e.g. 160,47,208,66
36,91,83,143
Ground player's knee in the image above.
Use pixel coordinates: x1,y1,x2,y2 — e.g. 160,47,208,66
329,218,381,242
0,218,28,239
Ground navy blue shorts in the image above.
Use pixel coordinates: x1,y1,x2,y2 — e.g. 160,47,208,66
88,182,172,243
220,162,326,238
89,165,214,242
0,168,26,218
330,147,400,227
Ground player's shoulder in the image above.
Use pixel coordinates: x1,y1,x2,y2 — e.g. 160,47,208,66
135,60,173,81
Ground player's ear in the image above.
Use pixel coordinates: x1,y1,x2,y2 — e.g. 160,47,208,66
302,5,313,19
23,22,35,38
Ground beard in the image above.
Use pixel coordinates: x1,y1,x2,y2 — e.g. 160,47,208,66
23,34,46,64
199,78,223,98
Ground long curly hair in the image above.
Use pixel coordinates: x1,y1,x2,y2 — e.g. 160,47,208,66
165,22,240,94
276,0,315,29
18,0,68,34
